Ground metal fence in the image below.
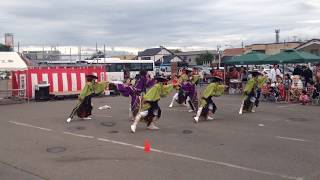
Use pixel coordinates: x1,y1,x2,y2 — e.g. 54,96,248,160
0,79,27,105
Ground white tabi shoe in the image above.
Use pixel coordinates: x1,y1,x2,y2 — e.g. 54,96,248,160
194,116,199,123
207,116,214,120
130,124,137,133
98,105,111,110
168,104,173,108
67,118,72,123
188,109,194,113
147,123,160,130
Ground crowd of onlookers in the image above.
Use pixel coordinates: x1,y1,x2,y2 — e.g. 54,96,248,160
227,64,320,105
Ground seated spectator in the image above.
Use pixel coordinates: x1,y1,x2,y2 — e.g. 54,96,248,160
283,74,292,102
277,82,286,101
311,81,320,102
299,90,310,105
306,81,316,97
261,82,271,99
290,75,304,102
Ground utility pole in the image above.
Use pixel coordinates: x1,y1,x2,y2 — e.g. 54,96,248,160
69,48,72,62
104,44,106,63
78,46,82,61
42,45,45,62
217,45,221,69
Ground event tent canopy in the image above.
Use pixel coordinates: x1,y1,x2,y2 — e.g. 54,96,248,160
265,49,320,64
0,52,28,71
224,51,274,65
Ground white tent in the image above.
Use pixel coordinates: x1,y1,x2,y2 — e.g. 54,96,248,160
0,52,28,71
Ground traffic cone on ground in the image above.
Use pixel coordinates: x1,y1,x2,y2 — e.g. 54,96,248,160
144,139,151,153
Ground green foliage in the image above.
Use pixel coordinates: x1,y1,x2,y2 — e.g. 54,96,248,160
195,51,214,65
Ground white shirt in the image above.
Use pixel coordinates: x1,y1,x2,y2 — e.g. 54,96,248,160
269,68,281,82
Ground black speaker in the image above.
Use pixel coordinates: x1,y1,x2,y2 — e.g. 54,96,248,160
35,84,50,101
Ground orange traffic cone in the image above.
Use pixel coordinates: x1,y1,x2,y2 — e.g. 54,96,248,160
144,139,151,153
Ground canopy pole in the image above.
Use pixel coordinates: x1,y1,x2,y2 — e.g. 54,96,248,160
282,64,285,76
224,64,227,85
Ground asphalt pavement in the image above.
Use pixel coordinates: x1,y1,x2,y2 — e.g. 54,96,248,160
0,92,320,180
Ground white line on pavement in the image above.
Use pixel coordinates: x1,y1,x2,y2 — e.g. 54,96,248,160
7,121,304,180
97,137,302,180
276,136,307,142
63,132,95,139
278,104,299,108
8,121,52,131
165,108,189,112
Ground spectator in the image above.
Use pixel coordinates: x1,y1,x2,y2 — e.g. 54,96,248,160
240,67,248,90
302,66,313,87
293,65,303,76
315,64,320,82
299,90,310,105
290,75,304,102
269,64,281,83
312,80,320,100
230,67,239,79
306,81,316,97
283,74,292,102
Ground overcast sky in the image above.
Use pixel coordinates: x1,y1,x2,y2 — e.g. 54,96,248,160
1,0,320,52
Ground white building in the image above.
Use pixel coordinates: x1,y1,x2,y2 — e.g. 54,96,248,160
137,46,182,65
175,50,218,66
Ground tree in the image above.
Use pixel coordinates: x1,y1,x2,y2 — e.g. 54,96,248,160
196,51,214,65
0,44,13,52
172,49,182,53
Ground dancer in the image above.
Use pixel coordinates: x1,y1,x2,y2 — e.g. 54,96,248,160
117,70,155,121
130,76,174,133
168,68,192,108
67,75,109,123
116,78,142,121
194,76,225,123
239,71,267,114
187,68,200,111
135,69,155,95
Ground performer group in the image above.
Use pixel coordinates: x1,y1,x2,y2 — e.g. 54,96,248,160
67,68,267,133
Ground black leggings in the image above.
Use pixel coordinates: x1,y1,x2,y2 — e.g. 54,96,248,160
201,97,217,117
145,101,161,126
69,95,93,118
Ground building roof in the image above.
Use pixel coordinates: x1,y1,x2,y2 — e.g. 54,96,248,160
175,50,217,56
138,48,162,56
162,55,175,64
245,42,302,46
295,39,320,50
155,55,182,65
223,48,245,57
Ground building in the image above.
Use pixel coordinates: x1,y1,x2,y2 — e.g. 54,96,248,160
111,55,137,60
221,48,245,64
23,50,61,61
295,39,320,56
245,42,301,55
137,46,182,65
175,50,218,66
4,33,14,48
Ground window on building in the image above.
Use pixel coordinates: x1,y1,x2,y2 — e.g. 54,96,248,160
141,57,151,60
310,49,319,56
